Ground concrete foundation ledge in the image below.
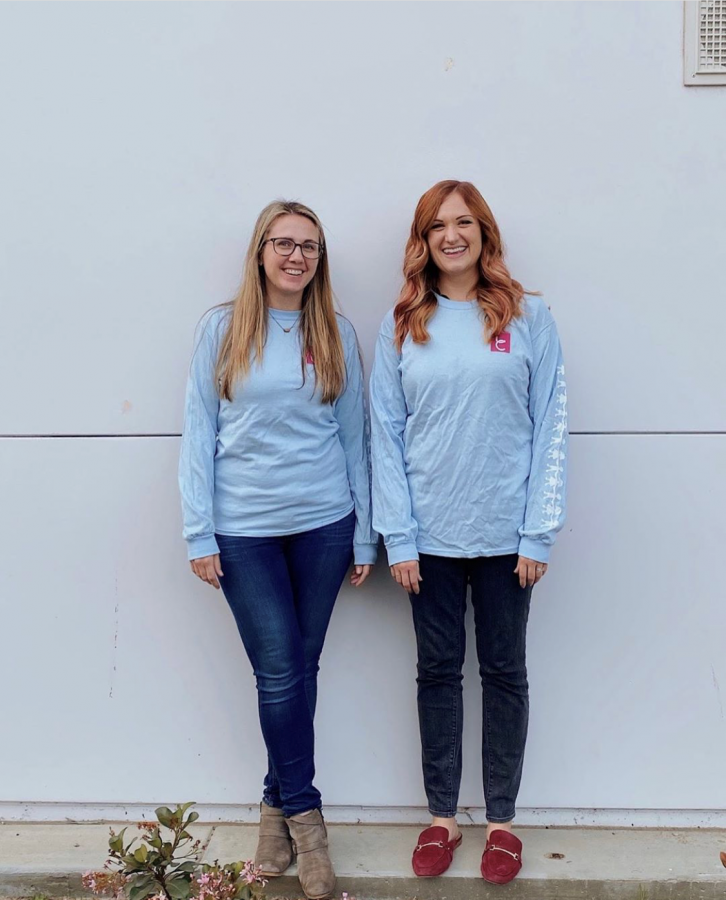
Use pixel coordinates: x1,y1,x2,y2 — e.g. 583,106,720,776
1,822,725,900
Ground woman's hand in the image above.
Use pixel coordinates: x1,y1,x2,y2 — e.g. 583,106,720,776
350,564,372,587
514,556,548,588
390,560,422,595
190,554,224,589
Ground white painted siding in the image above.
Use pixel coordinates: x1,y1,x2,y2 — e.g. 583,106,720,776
1,2,724,822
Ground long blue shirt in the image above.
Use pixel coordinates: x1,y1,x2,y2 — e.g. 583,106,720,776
179,306,378,565
370,294,567,566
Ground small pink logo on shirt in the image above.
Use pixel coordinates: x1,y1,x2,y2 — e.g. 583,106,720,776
490,333,511,353
305,350,314,365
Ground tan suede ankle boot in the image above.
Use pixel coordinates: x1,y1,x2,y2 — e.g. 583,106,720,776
285,808,336,900
254,803,293,876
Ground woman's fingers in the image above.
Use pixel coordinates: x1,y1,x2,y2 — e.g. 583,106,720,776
520,559,534,587
515,556,549,588
190,556,221,589
350,564,372,587
529,560,538,586
515,557,530,588
409,567,421,595
206,558,220,589
390,561,421,595
514,558,526,589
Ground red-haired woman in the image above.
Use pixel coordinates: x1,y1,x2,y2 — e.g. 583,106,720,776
370,181,567,885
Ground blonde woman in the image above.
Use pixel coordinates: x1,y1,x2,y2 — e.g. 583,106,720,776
370,181,567,884
179,201,376,900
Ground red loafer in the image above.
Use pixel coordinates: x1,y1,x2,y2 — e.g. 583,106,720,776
480,829,523,884
412,825,463,877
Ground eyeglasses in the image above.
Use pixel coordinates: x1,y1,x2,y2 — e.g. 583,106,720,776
263,238,324,259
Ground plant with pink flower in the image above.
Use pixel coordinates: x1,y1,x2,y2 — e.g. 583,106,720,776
191,861,266,900
83,803,266,900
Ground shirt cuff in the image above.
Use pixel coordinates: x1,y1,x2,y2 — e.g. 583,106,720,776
187,533,220,560
518,537,552,564
386,541,419,566
353,543,378,565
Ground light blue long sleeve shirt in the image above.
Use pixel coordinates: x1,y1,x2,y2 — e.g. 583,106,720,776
370,294,567,566
179,306,377,565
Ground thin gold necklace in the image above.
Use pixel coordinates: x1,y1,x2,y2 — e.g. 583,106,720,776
268,311,298,334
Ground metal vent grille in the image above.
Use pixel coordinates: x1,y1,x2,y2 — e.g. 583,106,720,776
685,0,726,83
698,0,726,70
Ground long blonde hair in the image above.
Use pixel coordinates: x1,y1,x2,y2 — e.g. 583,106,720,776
215,200,345,404
394,180,534,351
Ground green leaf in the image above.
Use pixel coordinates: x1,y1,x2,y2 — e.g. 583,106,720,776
120,838,138,861
174,862,197,875
122,859,145,875
165,875,192,900
155,807,174,828
185,812,199,826
109,828,127,854
134,846,149,864
128,875,157,900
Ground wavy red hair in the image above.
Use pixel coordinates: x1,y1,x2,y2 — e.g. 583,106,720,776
394,181,534,350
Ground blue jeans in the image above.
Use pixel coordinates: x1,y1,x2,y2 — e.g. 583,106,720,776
216,510,355,816
410,553,532,823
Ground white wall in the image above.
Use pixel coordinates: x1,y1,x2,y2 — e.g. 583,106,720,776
1,2,725,822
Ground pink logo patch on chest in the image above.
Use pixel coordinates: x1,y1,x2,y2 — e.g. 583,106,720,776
305,350,314,365
490,333,511,353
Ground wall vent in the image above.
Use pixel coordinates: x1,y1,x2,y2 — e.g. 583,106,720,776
684,0,726,84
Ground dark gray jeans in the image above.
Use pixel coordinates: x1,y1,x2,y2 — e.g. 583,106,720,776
410,553,532,823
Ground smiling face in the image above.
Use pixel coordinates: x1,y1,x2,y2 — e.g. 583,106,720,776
426,191,483,283
260,213,321,306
